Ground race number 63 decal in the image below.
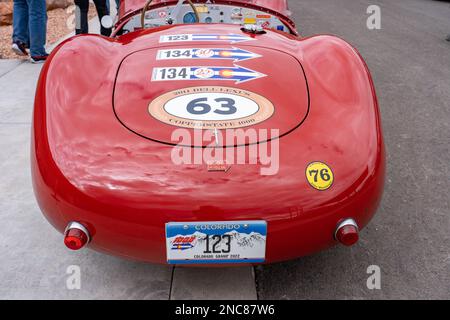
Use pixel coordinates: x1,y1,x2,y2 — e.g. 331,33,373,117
166,95,256,121
306,162,334,191
148,86,275,129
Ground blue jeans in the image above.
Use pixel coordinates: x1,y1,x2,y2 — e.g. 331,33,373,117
12,0,47,56
75,0,111,36
106,0,120,13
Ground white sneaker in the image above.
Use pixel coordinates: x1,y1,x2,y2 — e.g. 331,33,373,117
11,41,28,56
30,54,49,64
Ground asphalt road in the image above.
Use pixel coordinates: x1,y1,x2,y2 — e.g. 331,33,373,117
255,0,450,299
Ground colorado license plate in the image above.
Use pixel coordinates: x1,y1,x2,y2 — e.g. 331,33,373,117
165,221,267,264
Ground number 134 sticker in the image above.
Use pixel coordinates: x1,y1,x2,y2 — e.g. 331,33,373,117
306,162,334,191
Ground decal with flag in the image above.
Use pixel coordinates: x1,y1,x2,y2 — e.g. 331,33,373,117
151,65,266,84
156,48,262,62
159,34,256,44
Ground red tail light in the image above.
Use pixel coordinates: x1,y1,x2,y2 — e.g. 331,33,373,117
64,222,90,250
335,218,359,246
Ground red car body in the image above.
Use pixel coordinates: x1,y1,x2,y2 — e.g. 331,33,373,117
32,0,385,264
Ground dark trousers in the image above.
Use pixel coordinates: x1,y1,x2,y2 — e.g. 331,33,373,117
75,0,111,37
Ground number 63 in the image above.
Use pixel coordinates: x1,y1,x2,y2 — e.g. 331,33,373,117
308,169,331,182
187,97,237,115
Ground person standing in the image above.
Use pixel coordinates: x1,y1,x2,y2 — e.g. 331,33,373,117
11,0,48,63
75,0,112,37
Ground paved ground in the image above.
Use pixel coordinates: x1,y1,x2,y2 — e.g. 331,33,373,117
0,0,449,300
256,0,450,300
0,3,257,301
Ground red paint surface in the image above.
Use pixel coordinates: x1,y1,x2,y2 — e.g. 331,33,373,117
32,16,385,265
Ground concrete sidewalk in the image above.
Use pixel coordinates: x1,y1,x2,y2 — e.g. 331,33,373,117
0,5,257,300
0,58,175,300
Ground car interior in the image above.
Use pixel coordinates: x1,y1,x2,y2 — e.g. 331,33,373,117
118,0,293,35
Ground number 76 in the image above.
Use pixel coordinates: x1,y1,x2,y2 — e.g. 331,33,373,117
309,169,331,182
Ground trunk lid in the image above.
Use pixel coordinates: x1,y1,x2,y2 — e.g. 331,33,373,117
114,44,309,147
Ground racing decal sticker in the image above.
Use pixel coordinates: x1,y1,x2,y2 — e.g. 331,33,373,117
159,34,255,44
151,65,266,84
306,162,334,191
158,11,167,18
156,48,261,62
148,86,275,130
170,235,197,250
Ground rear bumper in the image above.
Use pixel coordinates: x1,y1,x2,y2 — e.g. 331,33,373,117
32,151,385,265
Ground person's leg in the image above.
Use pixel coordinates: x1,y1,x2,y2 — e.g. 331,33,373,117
75,0,89,34
12,0,30,54
105,0,110,15
27,0,47,57
93,0,112,37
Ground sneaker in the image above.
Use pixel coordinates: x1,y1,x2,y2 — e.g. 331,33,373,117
30,54,49,64
11,41,28,56
446,34,450,42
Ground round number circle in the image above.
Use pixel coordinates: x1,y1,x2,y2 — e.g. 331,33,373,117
306,162,334,191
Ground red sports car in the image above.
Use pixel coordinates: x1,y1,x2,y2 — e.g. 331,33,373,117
32,0,385,265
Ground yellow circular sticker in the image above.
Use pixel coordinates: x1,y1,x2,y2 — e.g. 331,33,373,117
306,162,334,191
